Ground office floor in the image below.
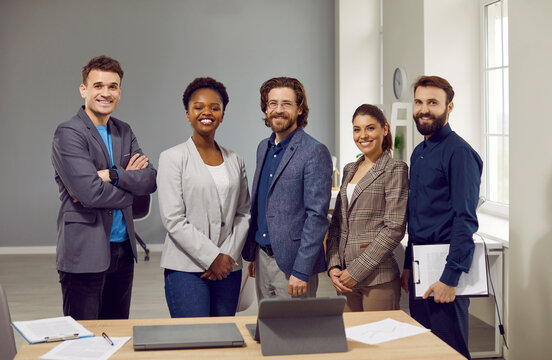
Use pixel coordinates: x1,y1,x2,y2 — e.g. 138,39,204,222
0,252,501,358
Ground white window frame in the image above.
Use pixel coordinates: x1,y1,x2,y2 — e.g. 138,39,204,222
480,0,509,218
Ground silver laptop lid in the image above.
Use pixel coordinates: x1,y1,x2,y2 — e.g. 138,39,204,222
133,323,244,350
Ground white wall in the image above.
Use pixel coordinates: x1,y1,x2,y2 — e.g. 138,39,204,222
423,0,481,154
335,0,381,172
382,0,425,152
382,0,425,105
508,0,552,358
382,0,481,157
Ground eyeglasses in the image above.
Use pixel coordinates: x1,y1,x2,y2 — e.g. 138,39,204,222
266,100,297,110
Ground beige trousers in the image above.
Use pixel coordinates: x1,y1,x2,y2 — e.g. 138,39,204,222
344,278,401,312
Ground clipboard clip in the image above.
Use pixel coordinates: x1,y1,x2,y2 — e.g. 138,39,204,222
44,333,79,342
413,260,421,284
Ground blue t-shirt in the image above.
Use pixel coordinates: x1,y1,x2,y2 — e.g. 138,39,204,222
96,125,129,243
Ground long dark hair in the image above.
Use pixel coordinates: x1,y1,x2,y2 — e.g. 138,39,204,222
352,104,393,152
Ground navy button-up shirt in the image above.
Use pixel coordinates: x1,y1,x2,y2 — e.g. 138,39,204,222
405,123,483,286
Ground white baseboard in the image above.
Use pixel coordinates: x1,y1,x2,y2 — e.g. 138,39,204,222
0,244,164,255
0,246,57,254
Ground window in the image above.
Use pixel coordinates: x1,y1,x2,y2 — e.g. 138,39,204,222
482,0,509,208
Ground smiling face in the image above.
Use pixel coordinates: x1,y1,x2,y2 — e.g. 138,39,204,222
413,86,454,138
80,69,121,125
265,87,302,142
186,88,224,138
353,114,388,161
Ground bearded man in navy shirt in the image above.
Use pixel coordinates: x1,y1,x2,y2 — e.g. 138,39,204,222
400,76,482,359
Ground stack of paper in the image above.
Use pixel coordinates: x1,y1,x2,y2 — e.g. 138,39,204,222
39,336,131,360
11,316,94,344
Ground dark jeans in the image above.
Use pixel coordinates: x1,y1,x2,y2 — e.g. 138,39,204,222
164,268,242,318
59,241,134,320
409,279,471,359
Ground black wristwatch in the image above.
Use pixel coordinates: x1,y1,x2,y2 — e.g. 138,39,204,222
109,168,119,184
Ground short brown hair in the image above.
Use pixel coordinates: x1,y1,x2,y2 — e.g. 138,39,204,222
259,77,309,128
413,75,454,104
82,55,124,85
352,104,393,152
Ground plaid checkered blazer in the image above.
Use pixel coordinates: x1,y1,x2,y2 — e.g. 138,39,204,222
326,152,408,287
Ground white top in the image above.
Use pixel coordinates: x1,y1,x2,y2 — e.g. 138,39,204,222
205,162,230,207
347,183,356,204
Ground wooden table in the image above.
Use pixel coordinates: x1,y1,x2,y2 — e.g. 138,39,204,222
15,310,464,359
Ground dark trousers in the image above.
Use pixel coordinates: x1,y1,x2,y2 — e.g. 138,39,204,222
409,281,471,359
59,241,135,320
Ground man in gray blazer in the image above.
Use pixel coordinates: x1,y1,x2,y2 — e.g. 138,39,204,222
51,56,157,320
242,77,332,299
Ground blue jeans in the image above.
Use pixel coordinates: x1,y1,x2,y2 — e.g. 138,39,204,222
164,268,242,318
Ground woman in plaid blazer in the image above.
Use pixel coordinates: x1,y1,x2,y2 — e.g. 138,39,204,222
326,104,408,311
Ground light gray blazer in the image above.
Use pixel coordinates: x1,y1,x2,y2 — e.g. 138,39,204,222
158,138,251,272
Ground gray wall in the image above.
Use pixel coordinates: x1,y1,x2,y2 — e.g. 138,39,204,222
0,0,335,247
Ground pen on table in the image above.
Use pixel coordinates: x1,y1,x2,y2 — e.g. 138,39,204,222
44,333,79,342
102,332,114,346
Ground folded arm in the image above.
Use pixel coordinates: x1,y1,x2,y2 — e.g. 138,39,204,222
115,131,157,196
52,126,132,209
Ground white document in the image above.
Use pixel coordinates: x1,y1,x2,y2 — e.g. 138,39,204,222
412,239,489,298
39,336,131,360
11,316,94,344
346,318,429,345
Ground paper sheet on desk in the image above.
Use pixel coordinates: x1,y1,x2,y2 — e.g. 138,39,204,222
346,318,429,345
39,336,131,360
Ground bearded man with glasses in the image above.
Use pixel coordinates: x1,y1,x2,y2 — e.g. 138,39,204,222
242,77,332,300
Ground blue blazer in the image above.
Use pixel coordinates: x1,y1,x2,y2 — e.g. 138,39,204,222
242,127,333,276
52,106,157,273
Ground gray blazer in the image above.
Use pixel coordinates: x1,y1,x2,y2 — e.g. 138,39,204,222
158,138,251,272
51,106,157,273
242,128,333,276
